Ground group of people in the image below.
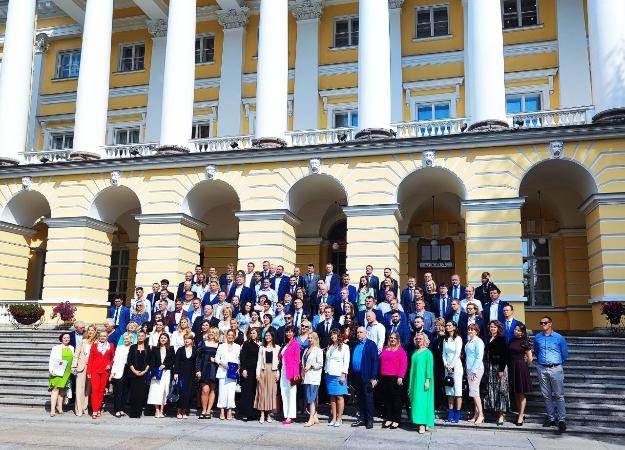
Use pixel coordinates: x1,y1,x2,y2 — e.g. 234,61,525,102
48,263,569,434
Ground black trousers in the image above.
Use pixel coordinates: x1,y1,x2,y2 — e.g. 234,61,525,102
380,375,402,423
128,376,147,418
112,377,127,413
239,374,258,419
353,375,375,422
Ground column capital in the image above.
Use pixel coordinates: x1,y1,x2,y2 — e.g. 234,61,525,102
134,213,207,232
462,197,526,212
34,32,50,54
343,204,402,221
147,18,168,38
388,0,404,9
291,0,323,21
579,193,625,216
216,7,250,30
235,209,302,227
43,216,118,234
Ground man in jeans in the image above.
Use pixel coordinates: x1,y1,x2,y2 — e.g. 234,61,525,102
533,315,568,432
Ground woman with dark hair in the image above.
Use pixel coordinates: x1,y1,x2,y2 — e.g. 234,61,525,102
379,332,408,429
341,313,358,348
147,332,175,418
279,325,301,425
255,327,280,423
324,328,350,427
173,333,197,419
236,301,253,334
196,325,219,419
356,276,375,312
442,320,463,423
428,318,447,411
248,310,263,334
239,327,261,421
509,322,533,426
48,332,74,417
127,330,151,418
484,320,510,425
260,313,274,340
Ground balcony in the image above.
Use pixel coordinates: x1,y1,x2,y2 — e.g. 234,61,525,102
19,106,594,164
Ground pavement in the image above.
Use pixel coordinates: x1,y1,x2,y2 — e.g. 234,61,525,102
0,407,624,449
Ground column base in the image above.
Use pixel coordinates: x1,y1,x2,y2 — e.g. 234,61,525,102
68,151,101,161
252,137,287,149
354,128,395,140
0,157,20,166
592,108,625,125
467,119,510,132
155,145,191,155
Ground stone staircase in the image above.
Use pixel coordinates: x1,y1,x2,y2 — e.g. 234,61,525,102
0,329,623,434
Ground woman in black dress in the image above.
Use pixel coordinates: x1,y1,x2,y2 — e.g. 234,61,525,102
173,333,197,419
196,323,219,418
428,318,447,411
127,330,151,418
484,320,510,425
508,322,533,426
239,327,261,421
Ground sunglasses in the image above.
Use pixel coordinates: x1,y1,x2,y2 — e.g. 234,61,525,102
540,321,550,325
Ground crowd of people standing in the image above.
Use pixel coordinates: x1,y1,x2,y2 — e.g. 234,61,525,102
48,262,568,434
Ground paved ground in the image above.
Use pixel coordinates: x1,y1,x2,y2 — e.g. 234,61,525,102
0,407,624,449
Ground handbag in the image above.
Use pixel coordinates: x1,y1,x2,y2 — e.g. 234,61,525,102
167,379,180,403
444,373,455,387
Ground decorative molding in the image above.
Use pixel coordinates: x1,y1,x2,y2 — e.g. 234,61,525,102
588,295,625,304
110,171,121,186
462,198,526,212
297,237,323,245
504,40,558,57
21,176,32,191
548,140,563,159
402,51,464,68
216,7,250,30
204,165,217,180
201,239,238,247
579,193,625,216
0,221,36,237
526,305,592,311
291,0,323,21
422,150,436,167
43,217,118,234
343,204,402,221
34,33,50,54
403,77,464,94
147,19,168,38
134,213,208,232
234,209,302,227
308,158,321,174
388,0,405,9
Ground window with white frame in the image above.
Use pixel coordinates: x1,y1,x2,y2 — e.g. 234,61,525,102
502,0,538,29
49,132,74,150
522,238,552,306
334,17,359,48
55,50,81,79
415,102,451,121
334,110,358,128
195,35,215,64
118,43,145,72
506,93,541,113
415,5,450,39
113,127,141,145
191,122,212,140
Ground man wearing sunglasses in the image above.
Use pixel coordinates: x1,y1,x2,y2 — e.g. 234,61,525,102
533,316,568,433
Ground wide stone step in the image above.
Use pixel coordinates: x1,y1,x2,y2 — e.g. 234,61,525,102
528,382,625,395
527,391,625,405
0,378,49,388
526,401,625,418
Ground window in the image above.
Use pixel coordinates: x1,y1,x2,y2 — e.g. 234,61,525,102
49,132,74,150
506,93,541,113
502,0,538,29
108,248,129,303
118,43,145,72
416,102,451,121
113,128,141,145
55,50,81,79
334,110,358,128
191,122,211,139
195,35,215,64
523,238,552,306
416,5,449,39
334,17,359,48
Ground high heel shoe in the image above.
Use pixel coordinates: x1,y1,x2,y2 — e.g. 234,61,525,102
516,417,525,426
474,415,484,425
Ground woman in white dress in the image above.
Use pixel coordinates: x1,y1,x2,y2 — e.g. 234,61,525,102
218,307,234,343
442,320,463,424
147,333,175,418
216,329,241,420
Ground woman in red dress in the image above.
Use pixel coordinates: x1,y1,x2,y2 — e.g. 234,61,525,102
87,330,115,419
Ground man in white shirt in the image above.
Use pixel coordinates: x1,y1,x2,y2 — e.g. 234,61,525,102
377,291,404,317
130,286,151,321
213,291,231,320
244,262,255,287
258,278,278,309
460,285,483,314
202,281,220,306
365,311,385,354
187,298,203,325
261,260,271,279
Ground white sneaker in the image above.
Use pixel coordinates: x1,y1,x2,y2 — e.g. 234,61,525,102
333,420,342,427
328,420,335,426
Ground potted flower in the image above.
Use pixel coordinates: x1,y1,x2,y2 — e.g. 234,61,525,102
601,302,625,326
8,304,45,326
50,301,77,328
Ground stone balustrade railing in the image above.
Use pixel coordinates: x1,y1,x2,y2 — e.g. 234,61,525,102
510,106,594,129
191,135,254,152
20,149,72,164
103,143,158,158
394,118,468,138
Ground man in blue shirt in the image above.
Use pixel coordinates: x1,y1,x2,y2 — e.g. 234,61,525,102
350,326,379,429
533,315,568,433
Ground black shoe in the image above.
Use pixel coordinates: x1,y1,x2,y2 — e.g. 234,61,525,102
366,420,373,429
542,419,556,427
352,419,366,427
557,421,566,432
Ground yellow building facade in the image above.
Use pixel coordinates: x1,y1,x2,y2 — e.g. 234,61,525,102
0,0,624,330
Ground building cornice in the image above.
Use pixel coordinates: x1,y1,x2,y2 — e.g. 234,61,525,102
3,124,625,179
462,198,526,212
0,221,36,237
234,209,302,227
134,213,208,231
343,204,402,221
43,216,118,234
579,193,625,216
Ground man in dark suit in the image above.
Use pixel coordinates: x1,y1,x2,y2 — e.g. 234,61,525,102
333,287,357,319
275,313,294,346
176,271,194,299
219,263,236,288
400,277,419,315
483,286,508,325
449,274,466,301
321,263,340,297
68,321,85,351
107,295,130,332
364,265,380,297
160,279,175,301
303,264,320,310
474,271,496,303
291,298,309,330
379,267,399,295
192,304,220,337
146,282,161,309
168,299,185,332
271,265,290,301
385,310,411,349
340,274,357,302
228,274,252,305
408,298,436,335
358,296,384,325
351,327,379,429
260,260,271,279
292,266,305,289
285,276,300,299
445,299,469,343
315,305,340,349
221,273,235,298
502,304,521,344
314,282,335,310
202,280,221,307
433,283,453,319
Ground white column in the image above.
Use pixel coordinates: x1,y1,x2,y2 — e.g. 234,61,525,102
466,0,508,130
158,0,197,151
216,7,249,137
462,0,471,121
389,1,404,124
587,0,625,123
71,0,114,159
145,19,168,144
556,0,592,109
254,0,288,147
0,0,37,165
357,0,392,139
292,1,322,131
27,33,50,152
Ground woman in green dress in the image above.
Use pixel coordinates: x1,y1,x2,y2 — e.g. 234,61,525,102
408,332,435,434
48,332,74,417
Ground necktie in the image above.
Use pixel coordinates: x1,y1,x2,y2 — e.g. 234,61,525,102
326,322,330,335
410,289,414,301
295,312,300,328
309,274,313,282
343,300,347,312
113,307,119,325
392,324,397,333
506,320,511,332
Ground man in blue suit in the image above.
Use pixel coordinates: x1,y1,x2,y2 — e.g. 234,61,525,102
271,265,290,301
314,282,335,310
358,296,383,325
68,321,85,350
107,295,130,332
351,327,379,429
314,305,340,349
218,263,236,288
228,275,252,305
502,304,521,344
385,310,411,349
334,287,357,320
445,299,469,343
364,265,380,297
340,274,357,302
400,277,420,314
483,286,509,325
449,274,466,301
408,298,436,335
322,263,341,297
433,283,453,319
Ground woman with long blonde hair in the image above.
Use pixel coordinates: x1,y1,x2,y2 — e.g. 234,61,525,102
71,324,97,416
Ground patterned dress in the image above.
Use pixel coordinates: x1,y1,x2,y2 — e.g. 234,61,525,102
484,335,510,411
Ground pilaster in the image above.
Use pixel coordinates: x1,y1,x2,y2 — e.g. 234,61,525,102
0,222,35,300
